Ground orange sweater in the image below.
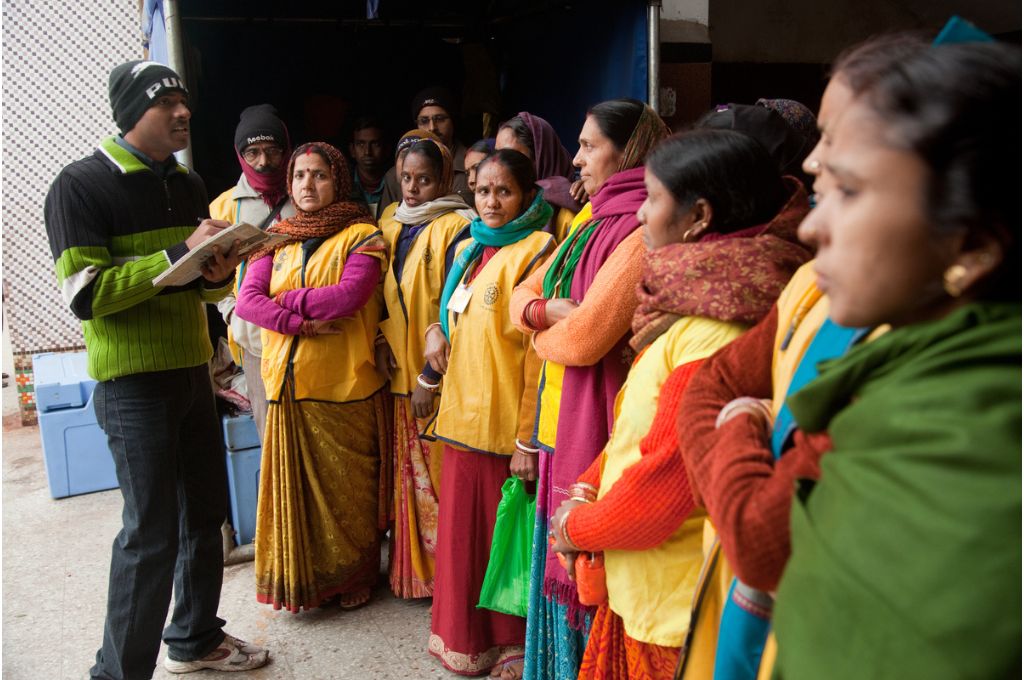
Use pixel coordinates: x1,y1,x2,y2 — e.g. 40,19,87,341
509,229,646,366
566,359,702,551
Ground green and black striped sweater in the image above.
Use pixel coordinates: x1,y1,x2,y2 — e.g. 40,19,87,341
44,136,232,381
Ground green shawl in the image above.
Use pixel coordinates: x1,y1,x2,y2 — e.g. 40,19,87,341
439,189,553,339
773,302,1022,680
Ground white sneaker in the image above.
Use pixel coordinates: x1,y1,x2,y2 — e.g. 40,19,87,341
163,634,270,673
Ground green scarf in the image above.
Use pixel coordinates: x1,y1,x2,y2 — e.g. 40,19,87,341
439,189,553,339
540,218,603,298
774,302,1022,680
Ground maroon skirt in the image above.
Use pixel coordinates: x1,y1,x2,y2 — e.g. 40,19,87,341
429,445,526,675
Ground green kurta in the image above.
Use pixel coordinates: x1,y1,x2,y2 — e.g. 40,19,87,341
774,302,1021,680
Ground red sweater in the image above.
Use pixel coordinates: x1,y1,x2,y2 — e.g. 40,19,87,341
676,305,831,591
567,360,703,552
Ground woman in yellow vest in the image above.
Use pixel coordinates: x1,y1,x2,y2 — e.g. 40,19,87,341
377,131,475,598
545,129,812,678
424,149,556,677
235,142,389,612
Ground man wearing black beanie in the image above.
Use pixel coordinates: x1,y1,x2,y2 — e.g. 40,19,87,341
43,60,269,679
380,85,473,208
211,103,296,444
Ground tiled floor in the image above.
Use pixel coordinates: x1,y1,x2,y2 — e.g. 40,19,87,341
1,423,461,680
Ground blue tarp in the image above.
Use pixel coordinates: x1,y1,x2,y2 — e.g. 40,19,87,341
502,1,648,151
142,0,169,65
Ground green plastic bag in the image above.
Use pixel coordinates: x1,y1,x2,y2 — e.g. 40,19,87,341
477,477,536,617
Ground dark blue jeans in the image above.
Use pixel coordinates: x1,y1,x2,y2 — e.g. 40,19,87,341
90,365,227,680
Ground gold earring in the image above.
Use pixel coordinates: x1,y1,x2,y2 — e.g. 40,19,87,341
943,264,968,297
682,229,695,242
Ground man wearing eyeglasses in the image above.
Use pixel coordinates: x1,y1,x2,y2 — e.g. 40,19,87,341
382,86,473,208
413,86,472,203
210,103,296,443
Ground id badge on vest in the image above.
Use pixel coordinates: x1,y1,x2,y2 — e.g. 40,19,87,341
447,283,473,314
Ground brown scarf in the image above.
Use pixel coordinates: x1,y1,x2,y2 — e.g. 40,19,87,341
247,141,374,262
630,178,813,351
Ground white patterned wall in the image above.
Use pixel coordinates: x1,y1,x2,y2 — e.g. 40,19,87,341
2,1,141,353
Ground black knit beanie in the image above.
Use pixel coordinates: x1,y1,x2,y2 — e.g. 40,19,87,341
108,60,188,134
410,86,456,121
234,104,289,153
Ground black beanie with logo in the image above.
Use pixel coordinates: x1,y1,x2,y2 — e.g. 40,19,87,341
410,86,456,121
234,104,289,153
108,60,188,134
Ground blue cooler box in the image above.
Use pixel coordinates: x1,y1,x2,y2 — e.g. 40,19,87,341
223,414,261,545
33,352,118,499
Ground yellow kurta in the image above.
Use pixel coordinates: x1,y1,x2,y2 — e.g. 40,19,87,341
261,223,387,403
598,316,745,647
431,232,556,455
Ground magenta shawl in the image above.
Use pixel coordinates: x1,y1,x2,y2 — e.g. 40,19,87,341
543,166,647,621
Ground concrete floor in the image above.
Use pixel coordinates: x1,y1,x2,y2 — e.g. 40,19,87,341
2,423,462,680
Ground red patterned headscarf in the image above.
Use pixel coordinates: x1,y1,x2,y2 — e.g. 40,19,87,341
630,178,813,351
247,141,373,262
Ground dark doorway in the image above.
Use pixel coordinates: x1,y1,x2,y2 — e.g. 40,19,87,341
177,1,649,198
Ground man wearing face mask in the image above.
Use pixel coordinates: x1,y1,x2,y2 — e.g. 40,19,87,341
211,103,296,441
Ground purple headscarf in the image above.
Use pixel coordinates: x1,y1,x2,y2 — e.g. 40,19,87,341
517,111,582,214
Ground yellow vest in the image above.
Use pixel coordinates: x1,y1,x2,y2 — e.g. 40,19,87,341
209,186,240,225
210,187,249,366
600,316,746,647
261,223,387,403
210,183,296,365
378,205,471,395
551,206,577,243
432,231,556,455
770,261,889,417
534,203,593,449
769,262,828,417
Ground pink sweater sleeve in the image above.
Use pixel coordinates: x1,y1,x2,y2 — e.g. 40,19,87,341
275,254,380,320
235,255,303,335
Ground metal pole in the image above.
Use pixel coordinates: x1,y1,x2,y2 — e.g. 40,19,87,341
163,0,193,168
647,0,662,114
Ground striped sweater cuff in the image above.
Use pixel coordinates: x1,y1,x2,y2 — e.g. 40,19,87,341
166,241,189,264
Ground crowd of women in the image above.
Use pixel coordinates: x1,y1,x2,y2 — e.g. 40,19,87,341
230,30,1020,680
